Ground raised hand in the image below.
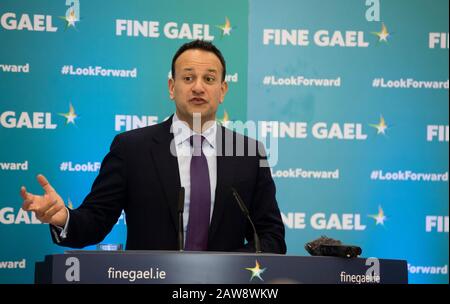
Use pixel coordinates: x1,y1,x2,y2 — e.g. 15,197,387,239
20,174,68,227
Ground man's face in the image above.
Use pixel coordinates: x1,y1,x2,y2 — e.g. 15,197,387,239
169,49,228,125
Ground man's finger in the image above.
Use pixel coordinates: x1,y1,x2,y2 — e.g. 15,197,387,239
41,203,64,222
33,199,57,216
20,186,32,201
37,174,55,194
20,187,36,211
22,199,34,211
20,186,27,200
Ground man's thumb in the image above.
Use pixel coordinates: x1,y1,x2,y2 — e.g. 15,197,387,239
36,174,55,194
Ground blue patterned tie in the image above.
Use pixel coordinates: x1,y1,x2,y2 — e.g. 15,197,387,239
185,135,211,251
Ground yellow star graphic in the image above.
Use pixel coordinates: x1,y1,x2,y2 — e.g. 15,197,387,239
370,115,388,135
58,103,78,125
369,206,387,226
67,198,73,210
67,10,78,27
372,23,390,42
59,10,79,29
217,17,233,36
217,110,229,125
245,260,266,281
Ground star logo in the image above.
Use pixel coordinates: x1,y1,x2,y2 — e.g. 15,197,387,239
217,110,230,126
59,9,80,30
67,198,74,210
372,23,391,43
216,17,233,36
369,115,389,135
369,206,387,226
58,103,78,125
245,260,266,282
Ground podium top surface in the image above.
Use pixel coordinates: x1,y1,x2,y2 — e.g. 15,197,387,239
65,250,285,256
63,250,406,263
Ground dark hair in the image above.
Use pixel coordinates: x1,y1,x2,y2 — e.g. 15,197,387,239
171,39,226,82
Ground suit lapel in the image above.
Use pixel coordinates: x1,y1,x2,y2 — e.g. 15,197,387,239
209,126,236,239
151,117,181,233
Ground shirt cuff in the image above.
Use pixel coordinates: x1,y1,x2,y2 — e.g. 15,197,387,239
51,208,70,242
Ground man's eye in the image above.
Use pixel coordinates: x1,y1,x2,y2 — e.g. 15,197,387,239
205,76,216,83
184,76,193,82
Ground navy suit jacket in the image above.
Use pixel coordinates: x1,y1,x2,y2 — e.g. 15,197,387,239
52,116,286,253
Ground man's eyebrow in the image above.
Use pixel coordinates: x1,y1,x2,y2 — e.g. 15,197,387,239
181,68,218,74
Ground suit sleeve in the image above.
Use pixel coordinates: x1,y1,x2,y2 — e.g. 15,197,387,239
50,134,127,248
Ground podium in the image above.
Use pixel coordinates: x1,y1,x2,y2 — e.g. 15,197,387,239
35,251,408,284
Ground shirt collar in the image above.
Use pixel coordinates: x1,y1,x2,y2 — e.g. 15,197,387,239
171,113,217,149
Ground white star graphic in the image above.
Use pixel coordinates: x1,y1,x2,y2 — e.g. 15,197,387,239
372,23,391,43
376,124,387,134
374,214,386,225
245,260,266,281
217,17,233,37
58,103,78,125
222,26,231,36
370,115,388,135
369,206,387,226
378,31,389,42
66,111,77,124
67,14,77,27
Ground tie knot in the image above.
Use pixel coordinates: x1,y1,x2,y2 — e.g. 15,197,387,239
190,135,205,149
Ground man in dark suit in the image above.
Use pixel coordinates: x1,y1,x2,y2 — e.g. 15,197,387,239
20,40,286,254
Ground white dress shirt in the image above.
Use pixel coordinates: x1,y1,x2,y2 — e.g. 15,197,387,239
171,113,217,240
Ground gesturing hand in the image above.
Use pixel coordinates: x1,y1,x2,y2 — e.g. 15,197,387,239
20,174,68,227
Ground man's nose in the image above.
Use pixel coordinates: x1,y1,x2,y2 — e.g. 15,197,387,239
192,78,205,94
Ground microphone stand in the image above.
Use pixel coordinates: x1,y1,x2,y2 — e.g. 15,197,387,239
231,187,262,254
177,187,185,252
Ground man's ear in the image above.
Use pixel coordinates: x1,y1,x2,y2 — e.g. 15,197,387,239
220,81,229,103
168,78,175,100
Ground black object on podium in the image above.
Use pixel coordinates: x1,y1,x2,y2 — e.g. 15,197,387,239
35,251,408,284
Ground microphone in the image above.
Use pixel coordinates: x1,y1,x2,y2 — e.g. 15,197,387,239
231,187,261,253
305,236,362,258
177,187,185,251
316,244,362,258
